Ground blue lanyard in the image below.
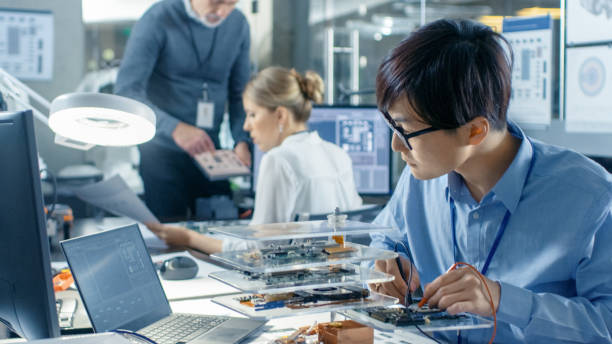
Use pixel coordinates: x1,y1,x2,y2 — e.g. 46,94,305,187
451,198,511,276
450,144,535,276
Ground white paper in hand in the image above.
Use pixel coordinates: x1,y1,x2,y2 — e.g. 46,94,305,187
73,174,158,223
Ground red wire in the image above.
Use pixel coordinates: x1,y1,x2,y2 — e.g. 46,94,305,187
450,262,497,344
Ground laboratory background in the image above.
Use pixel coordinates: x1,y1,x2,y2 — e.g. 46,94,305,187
1,0,612,343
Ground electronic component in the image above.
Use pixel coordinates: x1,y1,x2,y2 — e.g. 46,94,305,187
234,286,371,311
242,241,355,263
358,302,467,327
241,266,355,285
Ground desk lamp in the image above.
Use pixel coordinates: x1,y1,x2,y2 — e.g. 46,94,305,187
0,68,155,150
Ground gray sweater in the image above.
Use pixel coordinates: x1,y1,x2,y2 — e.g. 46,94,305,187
115,0,250,150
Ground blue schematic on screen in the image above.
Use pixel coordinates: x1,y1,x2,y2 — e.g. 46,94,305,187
252,106,391,195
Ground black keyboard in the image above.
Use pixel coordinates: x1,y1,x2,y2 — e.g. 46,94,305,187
139,314,229,344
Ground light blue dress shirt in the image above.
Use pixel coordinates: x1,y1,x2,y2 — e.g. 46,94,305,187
370,122,612,343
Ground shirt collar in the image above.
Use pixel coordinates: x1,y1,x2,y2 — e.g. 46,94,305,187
445,121,534,214
183,0,210,26
281,130,315,146
183,0,199,20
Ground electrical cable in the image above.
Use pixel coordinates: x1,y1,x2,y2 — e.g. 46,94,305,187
420,262,497,344
414,323,442,344
394,241,414,305
391,242,496,343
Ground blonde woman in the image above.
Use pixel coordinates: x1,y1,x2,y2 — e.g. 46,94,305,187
147,67,362,253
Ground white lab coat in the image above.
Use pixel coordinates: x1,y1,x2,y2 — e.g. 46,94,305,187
221,131,363,252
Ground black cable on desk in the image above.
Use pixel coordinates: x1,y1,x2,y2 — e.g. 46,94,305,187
393,241,441,343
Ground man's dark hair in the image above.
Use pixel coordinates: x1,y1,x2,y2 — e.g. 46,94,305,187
376,18,513,131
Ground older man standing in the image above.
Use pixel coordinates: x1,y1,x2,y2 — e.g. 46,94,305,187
116,0,251,221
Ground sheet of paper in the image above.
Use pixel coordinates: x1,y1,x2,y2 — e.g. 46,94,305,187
0,9,54,80
73,174,158,223
503,15,553,128
567,1,612,45
565,45,612,133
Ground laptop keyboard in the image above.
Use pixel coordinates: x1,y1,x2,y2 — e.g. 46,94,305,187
140,313,230,344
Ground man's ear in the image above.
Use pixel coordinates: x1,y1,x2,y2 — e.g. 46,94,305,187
466,116,489,146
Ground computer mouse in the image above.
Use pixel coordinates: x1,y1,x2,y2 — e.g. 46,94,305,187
159,256,199,280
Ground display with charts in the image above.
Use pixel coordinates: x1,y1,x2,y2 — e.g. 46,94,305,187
503,15,553,128
567,0,612,45
565,45,612,133
0,9,54,80
194,150,251,181
208,218,399,320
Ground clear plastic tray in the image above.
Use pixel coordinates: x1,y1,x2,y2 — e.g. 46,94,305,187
212,290,398,320
210,242,398,273
207,220,391,241
340,305,493,333
208,265,394,293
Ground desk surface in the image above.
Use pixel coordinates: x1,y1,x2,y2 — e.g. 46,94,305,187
7,217,435,344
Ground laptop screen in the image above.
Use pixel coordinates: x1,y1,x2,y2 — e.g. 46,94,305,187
61,224,171,332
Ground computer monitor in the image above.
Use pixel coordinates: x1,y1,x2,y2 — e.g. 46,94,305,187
252,105,391,195
0,110,60,339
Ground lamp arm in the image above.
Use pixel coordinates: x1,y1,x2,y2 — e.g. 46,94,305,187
0,68,50,125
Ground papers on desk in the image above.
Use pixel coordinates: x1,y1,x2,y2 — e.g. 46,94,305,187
73,174,158,224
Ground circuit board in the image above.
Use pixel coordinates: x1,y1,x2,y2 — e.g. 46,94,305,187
362,304,467,326
235,286,371,311
241,266,355,285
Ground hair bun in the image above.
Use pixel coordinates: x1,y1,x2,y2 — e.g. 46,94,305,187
291,69,324,104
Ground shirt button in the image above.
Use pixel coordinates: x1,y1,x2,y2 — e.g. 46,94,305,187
473,212,479,219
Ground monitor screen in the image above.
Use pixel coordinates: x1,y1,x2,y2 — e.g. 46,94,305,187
252,106,391,195
0,110,60,339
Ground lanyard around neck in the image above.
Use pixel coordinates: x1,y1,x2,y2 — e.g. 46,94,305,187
187,21,217,69
450,143,536,276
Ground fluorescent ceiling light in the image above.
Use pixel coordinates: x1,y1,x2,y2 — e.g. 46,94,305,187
49,93,155,147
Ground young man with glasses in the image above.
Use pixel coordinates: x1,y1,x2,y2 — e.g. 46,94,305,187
370,18,612,342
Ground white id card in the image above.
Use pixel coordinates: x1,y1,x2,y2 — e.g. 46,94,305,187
196,101,215,129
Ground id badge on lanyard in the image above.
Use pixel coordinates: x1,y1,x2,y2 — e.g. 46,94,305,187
196,83,215,129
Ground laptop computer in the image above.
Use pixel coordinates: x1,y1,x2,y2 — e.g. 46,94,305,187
61,224,265,344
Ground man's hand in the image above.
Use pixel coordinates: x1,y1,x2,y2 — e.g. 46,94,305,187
172,122,215,156
370,256,420,305
422,267,500,317
146,222,193,248
234,141,251,167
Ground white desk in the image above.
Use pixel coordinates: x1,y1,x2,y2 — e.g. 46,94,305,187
170,298,436,344
2,232,435,343
153,251,239,301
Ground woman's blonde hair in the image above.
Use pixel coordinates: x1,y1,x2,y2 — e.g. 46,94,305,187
243,67,324,122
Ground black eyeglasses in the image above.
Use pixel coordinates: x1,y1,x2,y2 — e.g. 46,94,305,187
381,110,440,150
